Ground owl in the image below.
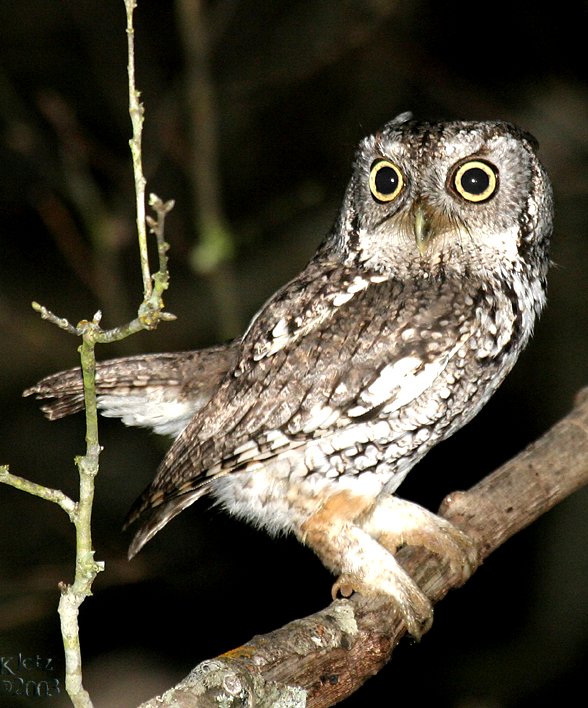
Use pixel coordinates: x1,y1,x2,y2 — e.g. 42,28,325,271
26,113,553,638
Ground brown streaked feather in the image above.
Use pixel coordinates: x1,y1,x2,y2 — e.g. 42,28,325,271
126,484,214,559
24,345,238,420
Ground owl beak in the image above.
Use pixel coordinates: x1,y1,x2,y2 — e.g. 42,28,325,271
413,205,433,256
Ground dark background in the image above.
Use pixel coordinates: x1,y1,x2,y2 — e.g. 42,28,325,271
0,1,587,706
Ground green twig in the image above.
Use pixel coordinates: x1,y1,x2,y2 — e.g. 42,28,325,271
125,0,150,299
56,325,104,708
0,3,175,706
0,466,77,520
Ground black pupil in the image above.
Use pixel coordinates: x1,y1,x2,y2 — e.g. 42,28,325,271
460,167,490,195
375,165,398,195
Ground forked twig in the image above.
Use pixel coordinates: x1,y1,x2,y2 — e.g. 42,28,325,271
0,2,174,706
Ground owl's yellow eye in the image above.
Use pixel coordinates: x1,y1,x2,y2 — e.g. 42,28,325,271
452,160,498,202
369,160,404,202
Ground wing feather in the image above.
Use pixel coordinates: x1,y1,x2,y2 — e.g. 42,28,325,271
24,345,238,436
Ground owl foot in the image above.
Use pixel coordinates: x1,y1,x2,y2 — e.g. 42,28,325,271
360,495,479,585
298,490,434,639
331,565,433,639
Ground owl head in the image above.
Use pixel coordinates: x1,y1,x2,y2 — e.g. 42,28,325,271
332,112,553,281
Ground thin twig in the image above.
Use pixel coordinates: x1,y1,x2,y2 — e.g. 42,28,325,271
124,0,151,299
0,466,77,520
57,325,105,708
31,301,80,335
0,3,175,706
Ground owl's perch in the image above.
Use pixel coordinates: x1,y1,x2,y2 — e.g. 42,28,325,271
139,388,588,708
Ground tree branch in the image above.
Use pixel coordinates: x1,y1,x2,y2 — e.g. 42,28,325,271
139,387,588,707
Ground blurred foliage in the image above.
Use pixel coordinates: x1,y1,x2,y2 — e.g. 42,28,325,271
0,1,586,706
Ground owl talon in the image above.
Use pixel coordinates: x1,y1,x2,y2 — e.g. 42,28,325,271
332,576,355,599
331,569,433,639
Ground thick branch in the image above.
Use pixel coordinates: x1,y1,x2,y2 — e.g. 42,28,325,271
139,387,588,707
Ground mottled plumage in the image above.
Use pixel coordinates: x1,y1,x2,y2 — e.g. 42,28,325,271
26,113,553,637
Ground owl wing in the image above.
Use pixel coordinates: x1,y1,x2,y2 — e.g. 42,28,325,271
126,257,473,556
24,345,239,436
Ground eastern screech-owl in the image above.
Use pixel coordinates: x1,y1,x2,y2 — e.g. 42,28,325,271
27,113,553,637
